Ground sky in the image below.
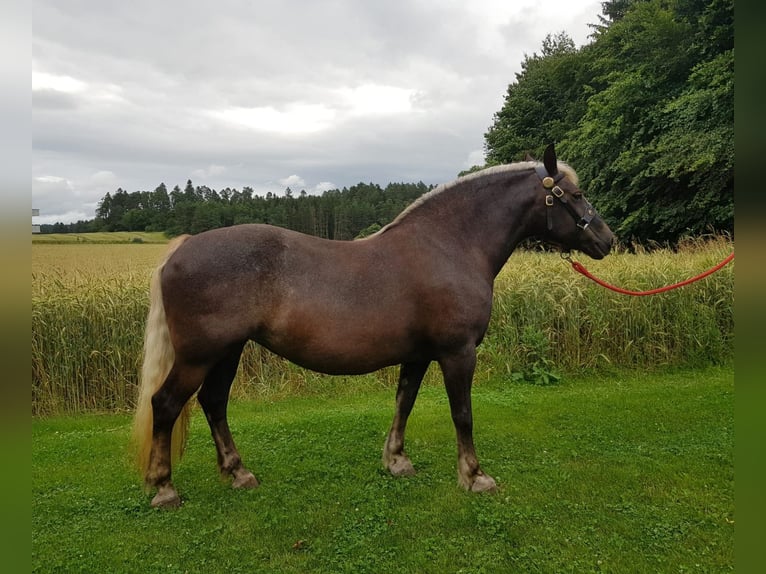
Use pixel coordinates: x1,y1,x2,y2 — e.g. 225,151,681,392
32,0,603,224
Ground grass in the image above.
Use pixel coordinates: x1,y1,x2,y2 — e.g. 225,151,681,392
33,365,733,573
32,236,734,415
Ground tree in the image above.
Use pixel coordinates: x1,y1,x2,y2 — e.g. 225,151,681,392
148,183,171,231
485,32,585,163
562,0,732,242
95,192,113,229
190,203,222,234
183,179,201,202
484,0,733,244
591,0,637,33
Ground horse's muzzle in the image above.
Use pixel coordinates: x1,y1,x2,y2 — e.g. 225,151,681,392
588,232,615,260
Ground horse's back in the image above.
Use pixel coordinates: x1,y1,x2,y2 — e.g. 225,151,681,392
160,223,492,373
160,225,414,370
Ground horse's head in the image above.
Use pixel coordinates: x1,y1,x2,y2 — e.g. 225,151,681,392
534,144,614,259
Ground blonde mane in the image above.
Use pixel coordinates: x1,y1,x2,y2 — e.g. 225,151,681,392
378,161,578,233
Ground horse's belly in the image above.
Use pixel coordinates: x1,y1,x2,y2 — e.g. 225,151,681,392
283,351,398,376
258,319,419,375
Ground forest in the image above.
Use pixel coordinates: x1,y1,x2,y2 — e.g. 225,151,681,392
42,181,432,241
42,0,733,244
483,0,733,243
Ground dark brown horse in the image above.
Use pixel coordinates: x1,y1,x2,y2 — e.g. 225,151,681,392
133,144,614,508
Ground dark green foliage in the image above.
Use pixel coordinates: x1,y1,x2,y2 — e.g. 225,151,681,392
510,326,561,386
485,32,586,163
485,0,733,244
43,181,432,240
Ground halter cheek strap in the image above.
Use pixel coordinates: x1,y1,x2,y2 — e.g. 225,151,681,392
535,166,596,231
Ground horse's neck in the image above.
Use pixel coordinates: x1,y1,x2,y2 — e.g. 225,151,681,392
469,185,539,276
393,176,540,277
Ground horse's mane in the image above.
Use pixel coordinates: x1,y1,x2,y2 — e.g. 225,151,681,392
377,161,578,234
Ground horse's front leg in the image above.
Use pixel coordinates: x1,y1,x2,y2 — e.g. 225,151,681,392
439,347,497,493
383,361,430,476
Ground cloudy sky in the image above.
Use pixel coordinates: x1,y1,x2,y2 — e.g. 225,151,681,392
33,0,602,224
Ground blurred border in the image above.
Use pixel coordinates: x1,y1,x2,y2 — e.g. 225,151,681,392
733,1,765,571
3,2,29,570
22,0,756,570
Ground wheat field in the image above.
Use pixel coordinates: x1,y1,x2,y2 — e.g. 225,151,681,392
32,236,734,415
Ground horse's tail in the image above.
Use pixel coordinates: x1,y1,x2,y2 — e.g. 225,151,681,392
133,234,192,479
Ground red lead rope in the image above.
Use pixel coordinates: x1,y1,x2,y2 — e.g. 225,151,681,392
567,252,735,296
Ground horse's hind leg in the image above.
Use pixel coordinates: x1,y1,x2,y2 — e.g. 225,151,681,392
197,344,259,490
383,361,430,476
147,362,207,508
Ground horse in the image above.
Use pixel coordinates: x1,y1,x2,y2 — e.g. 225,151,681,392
133,144,615,508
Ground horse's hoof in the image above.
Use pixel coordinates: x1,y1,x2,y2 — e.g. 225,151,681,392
151,488,182,508
387,455,416,477
232,470,259,489
470,473,498,493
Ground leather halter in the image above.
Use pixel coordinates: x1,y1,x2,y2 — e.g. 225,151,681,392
535,165,597,231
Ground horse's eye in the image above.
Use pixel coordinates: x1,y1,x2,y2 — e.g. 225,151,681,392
573,192,583,200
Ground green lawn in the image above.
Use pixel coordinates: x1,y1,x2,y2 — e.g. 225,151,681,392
33,366,733,573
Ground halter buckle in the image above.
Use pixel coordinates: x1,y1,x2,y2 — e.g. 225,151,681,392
537,164,598,233
577,207,595,230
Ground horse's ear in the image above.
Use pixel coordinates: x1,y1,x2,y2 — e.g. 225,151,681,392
524,152,535,161
543,143,558,175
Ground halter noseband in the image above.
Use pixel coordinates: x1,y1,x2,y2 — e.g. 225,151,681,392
535,165,596,231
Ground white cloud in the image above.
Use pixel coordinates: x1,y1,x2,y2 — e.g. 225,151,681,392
279,174,306,189
32,72,86,93
36,210,91,225
32,70,127,106
32,0,605,223
89,170,118,186
32,170,121,223
338,84,419,116
34,175,72,186
314,181,337,193
464,149,486,169
212,104,336,134
191,164,227,179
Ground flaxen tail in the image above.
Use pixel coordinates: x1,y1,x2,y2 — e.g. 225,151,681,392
133,235,191,479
